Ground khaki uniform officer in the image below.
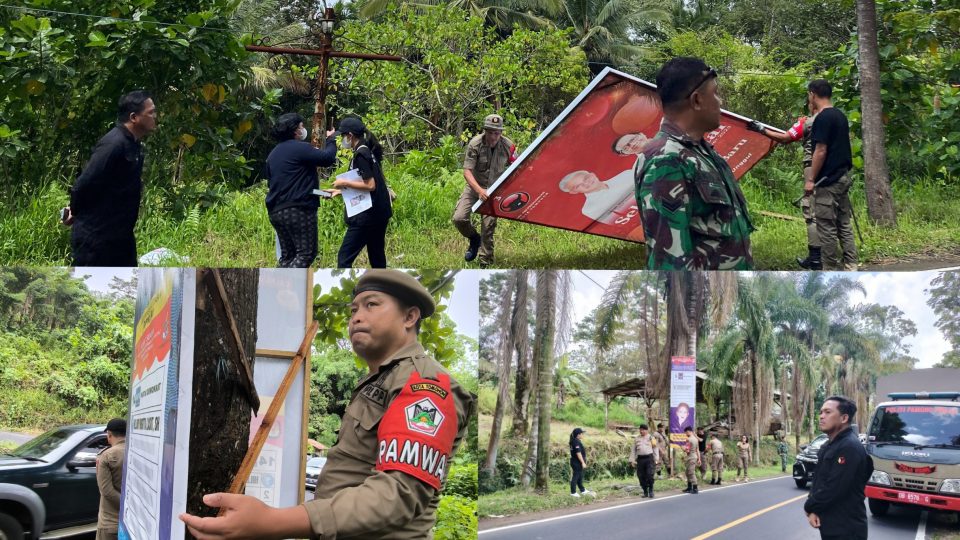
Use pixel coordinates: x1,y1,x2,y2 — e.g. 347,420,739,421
180,269,475,540
452,114,517,267
682,427,700,494
708,434,724,485
96,418,126,540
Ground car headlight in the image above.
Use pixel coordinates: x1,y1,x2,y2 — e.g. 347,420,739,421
869,470,891,486
940,479,960,494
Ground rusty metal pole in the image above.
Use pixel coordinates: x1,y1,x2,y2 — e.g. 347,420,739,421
311,8,335,148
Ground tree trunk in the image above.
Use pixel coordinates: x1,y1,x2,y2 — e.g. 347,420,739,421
751,352,760,465
186,269,259,526
534,271,557,492
511,272,531,437
520,392,539,488
482,275,517,475
856,0,897,225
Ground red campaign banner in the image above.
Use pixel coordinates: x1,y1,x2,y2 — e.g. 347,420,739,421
474,67,780,243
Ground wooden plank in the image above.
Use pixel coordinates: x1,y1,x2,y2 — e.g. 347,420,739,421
255,348,297,359
199,269,260,413
298,270,314,506
221,320,319,509
757,210,802,222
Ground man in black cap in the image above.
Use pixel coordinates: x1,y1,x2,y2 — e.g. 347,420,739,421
96,418,126,540
804,396,873,540
181,269,475,539
65,91,158,266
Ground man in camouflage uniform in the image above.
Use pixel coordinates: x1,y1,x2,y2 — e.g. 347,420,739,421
805,79,856,271
181,269,475,539
682,426,701,494
629,424,659,498
777,437,790,472
452,114,517,267
748,97,822,269
635,57,754,270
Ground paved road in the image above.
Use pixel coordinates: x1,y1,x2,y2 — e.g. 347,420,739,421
0,430,33,446
480,476,926,540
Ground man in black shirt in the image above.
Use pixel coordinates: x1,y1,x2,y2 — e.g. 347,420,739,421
804,395,873,540
806,80,857,271
66,91,157,266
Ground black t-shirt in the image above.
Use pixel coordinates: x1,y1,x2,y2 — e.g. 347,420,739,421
346,146,393,226
698,435,706,453
810,107,852,186
570,439,586,466
264,138,338,213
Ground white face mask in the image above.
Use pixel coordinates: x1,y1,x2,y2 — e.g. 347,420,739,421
341,136,352,149
297,127,308,141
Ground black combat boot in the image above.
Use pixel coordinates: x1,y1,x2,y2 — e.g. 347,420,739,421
683,482,692,493
642,487,649,498
464,234,482,262
716,477,722,485
691,484,699,494
797,245,822,270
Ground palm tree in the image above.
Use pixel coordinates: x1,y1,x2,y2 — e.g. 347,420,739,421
703,275,776,462
511,271,532,436
558,0,668,70
359,0,561,32
482,272,518,476
533,270,558,492
554,354,589,408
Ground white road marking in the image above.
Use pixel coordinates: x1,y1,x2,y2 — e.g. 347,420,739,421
915,510,928,540
479,475,793,535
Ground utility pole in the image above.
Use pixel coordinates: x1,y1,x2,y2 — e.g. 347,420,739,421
245,8,402,147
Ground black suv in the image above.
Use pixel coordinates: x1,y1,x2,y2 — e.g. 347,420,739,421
0,425,108,539
792,433,829,488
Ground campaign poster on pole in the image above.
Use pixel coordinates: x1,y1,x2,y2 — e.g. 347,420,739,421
119,268,196,540
474,67,780,243
669,356,697,451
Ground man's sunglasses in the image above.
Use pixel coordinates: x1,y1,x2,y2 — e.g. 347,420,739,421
684,68,718,99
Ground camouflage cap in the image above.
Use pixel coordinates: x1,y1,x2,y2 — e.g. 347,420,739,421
483,114,504,131
354,269,435,318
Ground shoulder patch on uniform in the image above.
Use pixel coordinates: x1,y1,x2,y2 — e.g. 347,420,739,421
410,382,449,400
838,455,846,465
405,397,445,436
376,371,458,490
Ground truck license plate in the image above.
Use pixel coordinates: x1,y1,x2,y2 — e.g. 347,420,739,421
897,492,923,503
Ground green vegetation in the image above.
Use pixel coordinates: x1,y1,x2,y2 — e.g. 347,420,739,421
0,268,134,431
1,0,958,268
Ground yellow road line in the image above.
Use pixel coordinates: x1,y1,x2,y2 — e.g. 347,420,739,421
690,494,808,540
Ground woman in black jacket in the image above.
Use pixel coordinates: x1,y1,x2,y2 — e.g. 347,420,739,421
569,427,595,497
332,116,393,268
264,112,337,268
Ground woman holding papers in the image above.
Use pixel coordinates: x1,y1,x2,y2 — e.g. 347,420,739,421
332,116,393,267
264,112,337,268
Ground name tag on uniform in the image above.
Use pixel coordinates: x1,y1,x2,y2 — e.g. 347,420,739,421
360,384,387,406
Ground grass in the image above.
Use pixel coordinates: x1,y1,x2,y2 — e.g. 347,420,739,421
479,464,789,518
929,512,960,539
4,159,960,268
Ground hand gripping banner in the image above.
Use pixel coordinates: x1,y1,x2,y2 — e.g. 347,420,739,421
473,67,780,243
376,371,458,490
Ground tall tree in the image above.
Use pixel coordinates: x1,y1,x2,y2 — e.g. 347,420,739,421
533,270,558,492
510,271,532,436
482,272,518,475
856,0,897,225
926,271,960,368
